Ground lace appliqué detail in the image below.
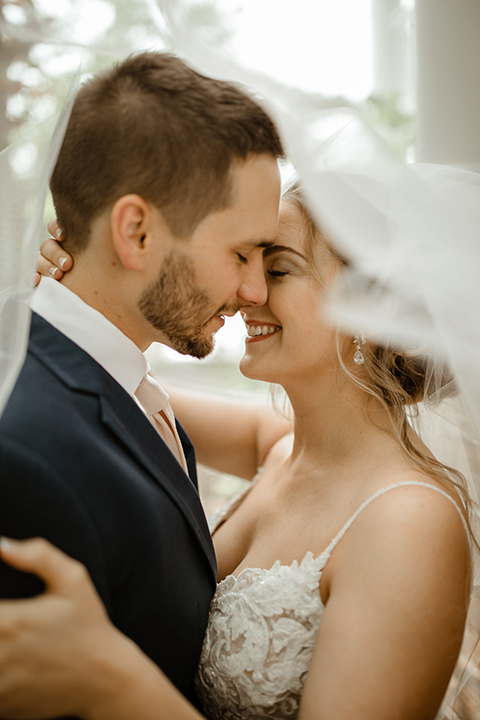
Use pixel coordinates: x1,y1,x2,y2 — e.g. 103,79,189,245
194,551,328,720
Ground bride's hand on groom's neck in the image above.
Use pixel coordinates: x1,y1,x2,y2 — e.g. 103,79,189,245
34,219,73,286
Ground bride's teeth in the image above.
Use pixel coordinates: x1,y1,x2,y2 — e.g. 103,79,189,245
247,325,279,337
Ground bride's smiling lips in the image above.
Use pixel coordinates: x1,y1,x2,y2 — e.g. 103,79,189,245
244,320,282,343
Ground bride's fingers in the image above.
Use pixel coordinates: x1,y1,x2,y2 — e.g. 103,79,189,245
39,237,73,273
46,219,63,240
0,537,90,595
36,251,65,280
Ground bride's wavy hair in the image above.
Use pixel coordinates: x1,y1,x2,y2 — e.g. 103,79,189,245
282,182,478,544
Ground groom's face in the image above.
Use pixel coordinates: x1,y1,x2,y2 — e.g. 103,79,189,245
138,154,281,358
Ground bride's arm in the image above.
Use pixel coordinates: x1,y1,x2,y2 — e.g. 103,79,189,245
0,538,204,720
168,386,291,479
298,484,471,720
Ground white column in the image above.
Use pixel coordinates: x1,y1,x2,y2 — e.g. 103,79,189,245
415,0,480,169
371,0,409,100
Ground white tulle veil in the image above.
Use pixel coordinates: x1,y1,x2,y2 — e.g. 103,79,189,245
0,79,78,415
1,0,479,715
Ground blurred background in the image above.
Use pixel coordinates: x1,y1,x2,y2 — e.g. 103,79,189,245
1,2,479,714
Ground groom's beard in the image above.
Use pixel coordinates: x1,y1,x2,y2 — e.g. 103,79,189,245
138,251,237,359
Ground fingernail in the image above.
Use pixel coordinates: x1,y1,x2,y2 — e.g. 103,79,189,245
0,537,17,553
55,227,63,239
49,267,58,277
59,257,68,269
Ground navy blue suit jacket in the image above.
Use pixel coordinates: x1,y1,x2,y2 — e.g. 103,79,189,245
0,313,217,718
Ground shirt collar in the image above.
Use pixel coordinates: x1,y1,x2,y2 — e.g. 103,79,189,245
30,278,149,397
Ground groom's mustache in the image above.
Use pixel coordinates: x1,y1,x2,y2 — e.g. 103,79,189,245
215,304,244,318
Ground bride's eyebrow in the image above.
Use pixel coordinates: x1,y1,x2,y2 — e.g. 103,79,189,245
263,245,307,260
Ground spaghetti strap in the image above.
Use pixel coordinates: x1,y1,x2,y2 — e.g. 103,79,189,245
208,468,262,534
322,480,469,560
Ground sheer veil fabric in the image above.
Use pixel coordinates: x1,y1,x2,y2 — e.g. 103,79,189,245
1,0,479,715
0,80,78,415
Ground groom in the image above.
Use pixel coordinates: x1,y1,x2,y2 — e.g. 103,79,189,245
0,51,282,716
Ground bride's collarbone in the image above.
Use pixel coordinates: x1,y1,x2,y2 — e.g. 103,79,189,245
213,459,427,584
213,478,346,583
213,438,416,578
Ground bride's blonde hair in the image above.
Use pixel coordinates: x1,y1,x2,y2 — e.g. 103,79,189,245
282,182,478,545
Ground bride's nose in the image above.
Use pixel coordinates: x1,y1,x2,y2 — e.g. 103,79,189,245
237,254,268,307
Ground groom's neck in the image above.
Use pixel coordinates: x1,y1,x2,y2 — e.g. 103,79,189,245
60,257,152,352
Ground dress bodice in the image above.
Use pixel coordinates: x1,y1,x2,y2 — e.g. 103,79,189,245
194,480,468,720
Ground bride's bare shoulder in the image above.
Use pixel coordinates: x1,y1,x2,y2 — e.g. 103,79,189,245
334,470,471,591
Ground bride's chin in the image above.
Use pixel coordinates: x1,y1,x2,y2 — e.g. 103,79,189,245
239,356,274,383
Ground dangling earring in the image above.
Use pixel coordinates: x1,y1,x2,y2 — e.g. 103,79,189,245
353,332,366,365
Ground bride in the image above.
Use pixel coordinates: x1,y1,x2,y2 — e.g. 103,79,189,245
0,182,475,720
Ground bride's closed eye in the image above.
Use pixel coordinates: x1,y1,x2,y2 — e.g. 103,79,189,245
264,247,309,278
267,269,289,278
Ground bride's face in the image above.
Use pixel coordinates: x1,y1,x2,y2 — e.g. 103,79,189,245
239,201,339,387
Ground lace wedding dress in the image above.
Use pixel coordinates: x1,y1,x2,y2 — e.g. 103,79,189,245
194,480,468,720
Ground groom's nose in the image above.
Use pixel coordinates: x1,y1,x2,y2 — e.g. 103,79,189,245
237,253,268,307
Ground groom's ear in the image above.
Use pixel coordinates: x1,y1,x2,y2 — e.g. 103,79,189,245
110,194,170,272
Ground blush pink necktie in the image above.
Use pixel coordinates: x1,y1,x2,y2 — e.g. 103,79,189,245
135,374,188,474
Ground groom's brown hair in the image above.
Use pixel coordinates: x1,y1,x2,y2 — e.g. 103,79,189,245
50,51,284,254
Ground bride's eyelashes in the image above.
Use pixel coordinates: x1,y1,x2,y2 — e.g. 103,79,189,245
267,269,289,278
264,253,309,279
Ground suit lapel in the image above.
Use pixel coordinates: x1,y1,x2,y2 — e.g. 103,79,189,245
29,314,217,581
99,387,216,579
176,420,198,488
